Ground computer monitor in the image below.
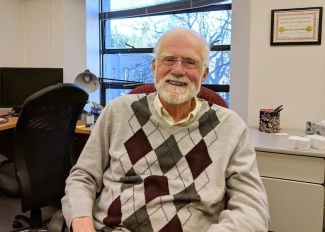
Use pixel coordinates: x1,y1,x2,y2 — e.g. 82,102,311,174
0,67,63,116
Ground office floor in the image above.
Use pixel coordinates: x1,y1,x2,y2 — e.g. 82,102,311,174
0,194,58,232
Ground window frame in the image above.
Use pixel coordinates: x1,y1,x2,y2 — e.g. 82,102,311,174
99,1,231,106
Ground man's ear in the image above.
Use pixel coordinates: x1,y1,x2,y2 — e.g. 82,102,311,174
201,67,209,83
151,59,157,74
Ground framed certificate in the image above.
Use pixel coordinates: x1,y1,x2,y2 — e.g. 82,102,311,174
271,7,323,45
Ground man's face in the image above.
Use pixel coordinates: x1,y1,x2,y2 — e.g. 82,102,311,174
152,31,209,105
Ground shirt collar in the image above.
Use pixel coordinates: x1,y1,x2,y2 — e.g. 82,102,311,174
154,93,202,126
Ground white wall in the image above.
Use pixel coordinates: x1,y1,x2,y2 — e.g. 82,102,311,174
231,0,325,130
0,0,65,70
2,0,324,129
0,0,99,112
0,1,24,66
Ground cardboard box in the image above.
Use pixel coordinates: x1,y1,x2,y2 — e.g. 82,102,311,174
306,121,325,136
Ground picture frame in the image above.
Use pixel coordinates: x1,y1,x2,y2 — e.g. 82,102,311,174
270,7,323,45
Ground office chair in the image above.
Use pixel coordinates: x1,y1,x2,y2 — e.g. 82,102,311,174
0,159,20,198
128,83,228,108
0,83,88,231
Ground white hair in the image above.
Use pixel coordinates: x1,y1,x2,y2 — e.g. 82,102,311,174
154,27,210,67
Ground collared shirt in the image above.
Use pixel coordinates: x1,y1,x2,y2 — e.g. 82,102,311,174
154,93,203,126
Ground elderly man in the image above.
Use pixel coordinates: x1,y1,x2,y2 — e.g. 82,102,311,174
62,27,270,232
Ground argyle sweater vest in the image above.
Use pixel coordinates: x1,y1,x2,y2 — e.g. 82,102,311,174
63,92,269,232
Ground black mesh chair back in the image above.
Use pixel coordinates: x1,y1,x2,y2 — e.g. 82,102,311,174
13,83,88,229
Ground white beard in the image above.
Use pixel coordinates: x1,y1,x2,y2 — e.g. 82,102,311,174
155,74,200,104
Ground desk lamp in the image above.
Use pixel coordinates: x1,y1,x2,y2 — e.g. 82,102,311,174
74,69,99,93
75,69,147,112
75,69,101,125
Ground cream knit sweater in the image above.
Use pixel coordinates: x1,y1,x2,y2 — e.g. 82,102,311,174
62,93,269,232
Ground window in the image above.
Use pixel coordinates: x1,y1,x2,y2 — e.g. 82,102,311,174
99,0,231,106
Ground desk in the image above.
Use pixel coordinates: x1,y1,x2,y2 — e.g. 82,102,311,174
249,127,325,232
0,117,91,160
0,117,17,131
75,121,92,135
74,121,91,157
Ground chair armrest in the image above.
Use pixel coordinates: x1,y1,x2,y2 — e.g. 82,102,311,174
48,209,66,232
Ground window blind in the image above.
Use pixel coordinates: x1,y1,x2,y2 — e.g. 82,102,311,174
100,0,230,20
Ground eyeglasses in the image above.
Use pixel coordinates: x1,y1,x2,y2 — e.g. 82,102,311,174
158,57,200,69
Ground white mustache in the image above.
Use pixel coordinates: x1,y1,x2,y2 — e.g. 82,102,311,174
162,74,191,85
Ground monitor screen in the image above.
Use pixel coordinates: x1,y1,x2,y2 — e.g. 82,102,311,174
0,67,63,116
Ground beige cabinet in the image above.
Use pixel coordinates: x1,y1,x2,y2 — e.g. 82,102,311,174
249,127,325,232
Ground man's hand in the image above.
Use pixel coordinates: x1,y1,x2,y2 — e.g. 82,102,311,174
71,216,96,232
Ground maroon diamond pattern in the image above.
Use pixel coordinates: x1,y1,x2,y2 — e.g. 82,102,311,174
144,175,169,204
159,214,183,232
124,128,153,165
185,139,212,180
103,196,122,226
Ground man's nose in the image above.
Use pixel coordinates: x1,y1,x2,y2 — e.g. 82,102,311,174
170,60,186,76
